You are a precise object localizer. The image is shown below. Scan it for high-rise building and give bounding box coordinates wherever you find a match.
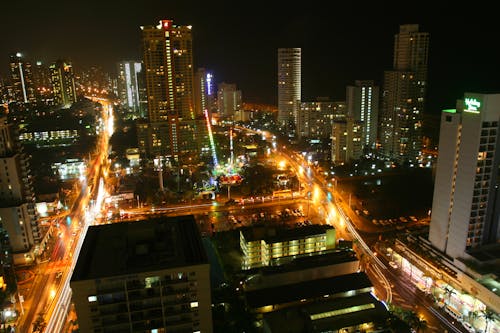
[32,60,52,103]
[141,19,194,121]
[332,117,363,164]
[194,68,215,118]
[380,24,429,163]
[429,93,500,260]
[346,80,379,149]
[0,117,40,265]
[138,19,207,161]
[217,82,242,120]
[278,48,301,131]
[297,98,338,140]
[49,59,77,108]
[70,215,213,333]
[117,60,146,117]
[9,53,36,104]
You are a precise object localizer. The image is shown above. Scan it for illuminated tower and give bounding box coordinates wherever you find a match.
[347,80,379,149]
[9,52,36,104]
[141,19,194,121]
[429,93,500,260]
[0,117,40,265]
[278,48,301,131]
[117,61,145,117]
[139,20,206,161]
[50,59,77,108]
[380,24,429,163]
[194,68,215,118]
[217,82,242,120]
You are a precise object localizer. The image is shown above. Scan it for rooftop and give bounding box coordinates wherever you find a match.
[263,292,391,333]
[71,215,207,281]
[241,224,335,243]
[244,272,372,309]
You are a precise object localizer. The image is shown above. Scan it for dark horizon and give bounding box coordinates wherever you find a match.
[1,1,499,113]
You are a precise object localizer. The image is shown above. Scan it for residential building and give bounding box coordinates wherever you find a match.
[116,61,146,118]
[429,93,500,260]
[217,82,241,120]
[240,224,336,270]
[346,80,379,149]
[331,117,363,164]
[49,59,77,108]
[194,68,216,118]
[9,52,36,104]
[0,117,40,265]
[297,98,338,140]
[380,24,429,163]
[32,60,52,103]
[70,215,213,333]
[139,19,207,162]
[277,48,301,132]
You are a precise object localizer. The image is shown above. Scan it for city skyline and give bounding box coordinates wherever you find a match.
[1,1,499,113]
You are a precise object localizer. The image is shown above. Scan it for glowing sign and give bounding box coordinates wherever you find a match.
[464,97,481,113]
[206,73,213,95]
[161,20,172,30]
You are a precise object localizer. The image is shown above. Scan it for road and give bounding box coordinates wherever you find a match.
[15,98,112,333]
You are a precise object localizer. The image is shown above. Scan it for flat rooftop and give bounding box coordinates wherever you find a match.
[242,224,334,243]
[71,215,207,281]
[245,272,372,309]
[263,292,390,333]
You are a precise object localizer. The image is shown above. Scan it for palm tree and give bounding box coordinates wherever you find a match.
[470,308,497,333]
[443,286,455,305]
[482,309,496,333]
[414,317,428,332]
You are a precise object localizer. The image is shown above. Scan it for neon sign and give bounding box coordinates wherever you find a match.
[464,97,481,113]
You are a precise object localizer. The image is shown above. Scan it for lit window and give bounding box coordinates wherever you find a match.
[190,301,198,308]
[88,295,97,302]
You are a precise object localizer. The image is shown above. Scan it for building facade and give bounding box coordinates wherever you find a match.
[116,61,146,118]
[277,48,301,132]
[9,53,36,104]
[216,82,242,120]
[0,117,40,265]
[380,24,429,163]
[139,19,207,161]
[240,225,336,270]
[49,59,77,108]
[331,117,363,165]
[297,99,336,140]
[429,93,500,260]
[346,80,379,150]
[71,215,213,333]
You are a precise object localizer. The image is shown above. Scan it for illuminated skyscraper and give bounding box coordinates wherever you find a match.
[138,20,207,161]
[141,19,194,121]
[194,68,216,118]
[429,93,500,260]
[49,59,77,107]
[380,24,429,163]
[117,60,146,117]
[217,82,242,120]
[0,117,40,265]
[9,53,35,104]
[278,48,301,131]
[347,80,379,149]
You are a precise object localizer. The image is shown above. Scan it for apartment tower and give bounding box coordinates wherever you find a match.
[380,24,429,163]
[0,117,40,265]
[347,80,379,150]
[429,93,500,260]
[71,215,213,332]
[278,48,301,132]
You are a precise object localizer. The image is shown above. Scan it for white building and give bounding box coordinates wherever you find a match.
[429,93,500,259]
[277,48,301,131]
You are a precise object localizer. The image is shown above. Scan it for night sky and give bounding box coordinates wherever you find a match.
[2,1,499,113]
